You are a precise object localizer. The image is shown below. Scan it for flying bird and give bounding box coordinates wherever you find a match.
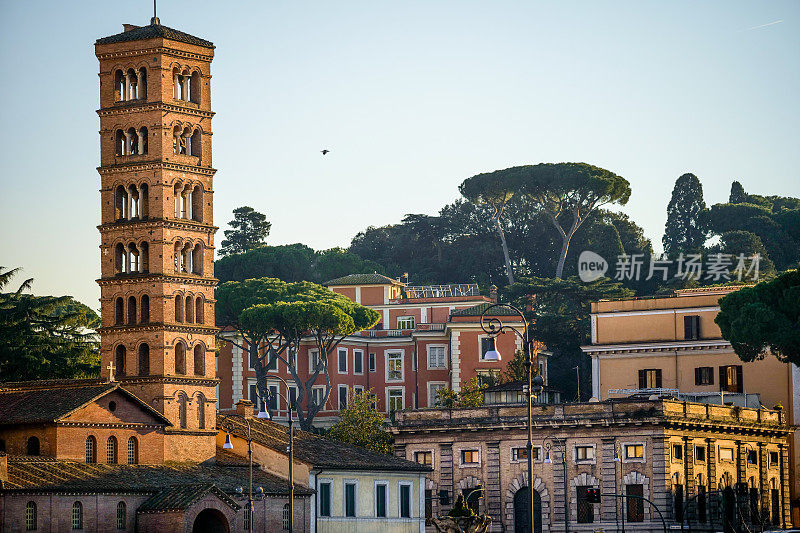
[321,149,330,155]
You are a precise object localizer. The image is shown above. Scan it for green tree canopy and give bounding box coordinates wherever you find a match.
[715,270,800,365]
[219,206,272,257]
[663,173,708,255]
[729,181,747,204]
[0,267,100,382]
[216,277,380,429]
[328,388,392,455]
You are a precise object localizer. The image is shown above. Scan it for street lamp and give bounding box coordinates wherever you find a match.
[480,302,544,533]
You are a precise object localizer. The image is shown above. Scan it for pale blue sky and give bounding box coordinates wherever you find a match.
[1,0,798,309]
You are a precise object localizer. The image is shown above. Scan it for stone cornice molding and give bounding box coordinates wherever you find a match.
[98,101,214,119]
[97,273,219,288]
[56,421,166,430]
[118,375,220,387]
[96,46,214,63]
[97,217,218,234]
[98,161,216,176]
[582,339,732,356]
[97,322,219,335]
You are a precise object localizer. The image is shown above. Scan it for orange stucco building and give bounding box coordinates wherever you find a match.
[583,285,800,524]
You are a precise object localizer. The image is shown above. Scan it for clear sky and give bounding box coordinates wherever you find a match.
[0,0,798,309]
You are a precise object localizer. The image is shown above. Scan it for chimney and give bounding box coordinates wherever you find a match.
[489,285,498,302]
[236,399,254,418]
[122,24,140,32]
[0,453,7,488]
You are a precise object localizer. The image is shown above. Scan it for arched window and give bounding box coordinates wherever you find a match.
[114,69,124,101]
[140,294,150,323]
[125,68,136,100]
[194,344,205,377]
[115,345,126,377]
[282,503,290,530]
[174,295,184,322]
[85,436,97,463]
[197,394,206,429]
[106,436,118,464]
[185,296,194,323]
[190,129,201,158]
[115,129,125,156]
[128,243,140,273]
[71,502,83,530]
[114,185,127,220]
[178,392,188,429]
[175,342,186,375]
[138,343,150,376]
[195,296,204,325]
[115,297,124,325]
[126,127,138,155]
[26,436,40,456]
[138,127,148,155]
[116,501,126,530]
[127,436,138,465]
[115,243,127,274]
[137,67,147,99]
[192,244,203,275]
[191,185,203,222]
[26,501,37,531]
[190,71,201,103]
[127,296,136,325]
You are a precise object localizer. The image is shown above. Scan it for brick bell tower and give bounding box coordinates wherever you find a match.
[95,16,218,462]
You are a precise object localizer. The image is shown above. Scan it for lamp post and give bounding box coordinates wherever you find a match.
[480,302,544,533]
[544,439,569,533]
[223,415,254,533]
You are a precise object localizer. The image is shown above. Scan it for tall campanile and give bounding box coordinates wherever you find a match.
[95,16,217,462]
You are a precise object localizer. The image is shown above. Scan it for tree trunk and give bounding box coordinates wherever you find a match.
[555,234,571,279]
[495,217,515,285]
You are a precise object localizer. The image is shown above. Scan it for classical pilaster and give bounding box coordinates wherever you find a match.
[439,443,454,513]
[600,438,618,522]
[486,441,502,532]
[651,437,671,521]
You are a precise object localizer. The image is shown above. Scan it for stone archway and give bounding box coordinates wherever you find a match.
[621,470,651,521]
[192,508,229,533]
[505,473,549,533]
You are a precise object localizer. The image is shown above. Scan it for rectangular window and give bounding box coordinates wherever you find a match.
[288,385,298,411]
[268,383,279,411]
[625,444,644,460]
[400,483,412,518]
[672,444,683,461]
[388,388,404,413]
[747,449,758,465]
[369,353,376,372]
[638,368,662,389]
[695,445,706,462]
[428,346,446,368]
[345,482,357,517]
[428,383,446,407]
[512,447,531,462]
[266,352,278,371]
[627,484,644,522]
[353,350,363,374]
[461,449,479,465]
[312,386,325,409]
[319,482,331,517]
[338,348,348,373]
[719,447,734,462]
[249,384,265,411]
[338,385,348,410]
[575,445,595,462]
[719,365,743,393]
[480,337,495,359]
[769,451,779,467]
[684,315,701,339]
[375,483,387,518]
[397,316,415,330]
[309,350,320,372]
[576,486,594,523]
[415,451,433,466]
[387,351,403,381]
[695,366,714,385]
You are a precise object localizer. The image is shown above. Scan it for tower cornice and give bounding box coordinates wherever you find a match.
[97,217,218,234]
[97,161,216,176]
[97,101,214,120]
[97,273,218,287]
[98,322,219,336]
[96,46,214,63]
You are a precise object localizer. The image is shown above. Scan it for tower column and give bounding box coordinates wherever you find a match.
[173,73,180,99]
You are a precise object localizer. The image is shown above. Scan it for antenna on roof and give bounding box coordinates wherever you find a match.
[151,0,160,25]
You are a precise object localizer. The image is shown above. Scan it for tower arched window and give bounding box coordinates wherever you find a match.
[137,127,148,155]
[195,296,204,324]
[26,436,40,456]
[114,69,124,101]
[71,502,83,530]
[192,244,203,275]
[140,295,150,323]
[182,243,193,273]
[106,436,118,464]
[191,185,203,221]
[185,296,194,323]
[114,185,128,220]
[137,66,147,99]
[127,296,136,325]
[190,129,201,158]
[126,127,138,155]
[116,501,127,530]
[115,297,124,325]
[174,295,184,323]
[175,342,187,375]
[282,503,290,530]
[190,71,201,104]
[194,344,205,377]
[115,344,126,377]
[197,393,206,429]
[128,243,140,272]
[115,243,127,274]
[125,68,137,100]
[127,436,139,464]
[138,343,150,376]
[85,436,97,463]
[25,501,37,531]
[115,129,125,156]
[177,392,188,429]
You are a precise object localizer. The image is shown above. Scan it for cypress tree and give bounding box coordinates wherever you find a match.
[729,181,747,204]
[662,173,708,255]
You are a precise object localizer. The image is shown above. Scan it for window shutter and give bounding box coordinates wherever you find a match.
[695,368,701,385]
[655,369,663,389]
[719,366,727,392]
[736,366,743,393]
[694,316,701,339]
[638,369,646,389]
[684,316,692,339]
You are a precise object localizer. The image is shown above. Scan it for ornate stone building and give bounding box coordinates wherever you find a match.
[392,398,792,532]
[95,15,219,462]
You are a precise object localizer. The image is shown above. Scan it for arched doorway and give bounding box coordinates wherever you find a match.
[192,508,229,533]
[514,487,542,533]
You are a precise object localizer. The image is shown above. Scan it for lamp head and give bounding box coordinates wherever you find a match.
[222,432,233,450]
[483,349,501,362]
[257,406,270,419]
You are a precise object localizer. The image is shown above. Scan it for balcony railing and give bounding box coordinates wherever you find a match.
[404,284,480,299]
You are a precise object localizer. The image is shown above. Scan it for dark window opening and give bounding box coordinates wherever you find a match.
[576,485,594,523]
[626,484,644,522]
[638,368,662,389]
[684,315,701,339]
[695,366,714,385]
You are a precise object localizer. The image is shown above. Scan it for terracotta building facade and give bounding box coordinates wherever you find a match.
[217,275,545,426]
[392,399,793,533]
